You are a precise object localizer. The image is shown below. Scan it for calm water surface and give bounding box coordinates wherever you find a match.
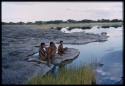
[60,26,123,84]
[34,26,123,84]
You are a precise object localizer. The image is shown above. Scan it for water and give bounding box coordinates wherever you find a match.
[60,26,123,84]
[34,26,123,84]
[61,27,84,33]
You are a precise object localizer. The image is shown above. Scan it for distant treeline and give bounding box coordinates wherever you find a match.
[2,19,123,25]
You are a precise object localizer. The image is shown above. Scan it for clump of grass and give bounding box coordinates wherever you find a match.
[110,25,122,28]
[81,26,91,29]
[27,65,96,85]
[67,26,91,30]
[101,26,110,28]
[55,27,62,30]
[101,25,122,28]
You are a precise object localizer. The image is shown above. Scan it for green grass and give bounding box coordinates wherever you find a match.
[32,22,123,29]
[3,22,122,30]
[27,65,96,85]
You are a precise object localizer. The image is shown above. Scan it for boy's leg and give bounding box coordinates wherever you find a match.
[51,55,55,63]
[47,56,51,67]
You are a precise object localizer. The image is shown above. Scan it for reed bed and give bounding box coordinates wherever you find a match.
[27,64,96,85]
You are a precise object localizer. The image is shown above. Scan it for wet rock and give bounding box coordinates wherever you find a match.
[26,48,80,66]
[53,48,80,65]
[24,48,79,80]
[2,61,54,84]
[2,25,108,84]
[115,79,123,84]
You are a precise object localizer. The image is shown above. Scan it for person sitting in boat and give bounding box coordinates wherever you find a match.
[39,43,47,61]
[58,41,68,56]
[47,42,57,66]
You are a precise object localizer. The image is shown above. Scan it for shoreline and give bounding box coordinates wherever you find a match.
[25,48,80,84]
[2,24,110,84]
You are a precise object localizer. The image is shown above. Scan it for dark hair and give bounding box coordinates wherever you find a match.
[60,41,63,43]
[41,43,45,46]
[50,42,54,45]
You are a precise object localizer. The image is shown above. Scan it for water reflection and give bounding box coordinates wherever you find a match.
[35,26,123,84]
[61,27,84,33]
[61,26,123,84]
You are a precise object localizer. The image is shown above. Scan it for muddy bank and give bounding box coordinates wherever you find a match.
[2,25,108,84]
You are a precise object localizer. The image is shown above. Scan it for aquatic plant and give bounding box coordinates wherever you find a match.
[101,25,122,28]
[67,26,91,30]
[27,65,96,85]
[56,27,62,30]
[101,26,110,28]
[110,25,122,28]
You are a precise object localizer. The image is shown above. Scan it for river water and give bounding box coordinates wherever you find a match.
[34,26,123,84]
[59,26,123,84]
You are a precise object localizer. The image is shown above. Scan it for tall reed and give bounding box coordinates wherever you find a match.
[27,64,96,85]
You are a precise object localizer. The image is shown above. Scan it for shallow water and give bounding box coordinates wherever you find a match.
[61,27,84,33]
[60,26,123,84]
[34,26,123,84]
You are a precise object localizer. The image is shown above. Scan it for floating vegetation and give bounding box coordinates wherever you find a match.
[101,25,122,28]
[56,27,62,30]
[101,26,110,28]
[50,27,62,30]
[67,26,91,30]
[110,25,122,28]
[81,26,91,29]
[50,23,122,31]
